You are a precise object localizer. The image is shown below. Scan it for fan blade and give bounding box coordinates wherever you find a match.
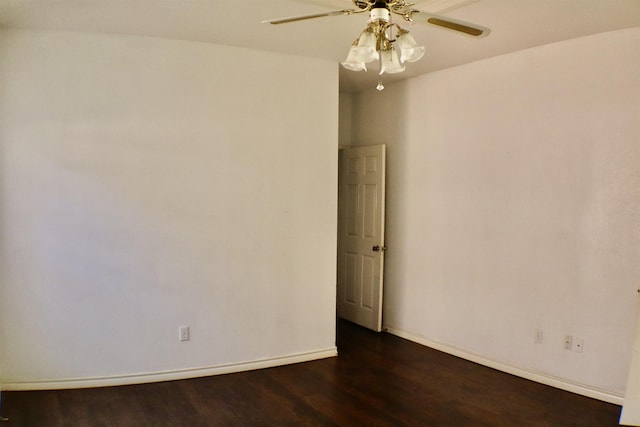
[408,11,490,37]
[291,0,363,9]
[263,9,356,25]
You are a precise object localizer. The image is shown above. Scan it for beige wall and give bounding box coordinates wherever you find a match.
[350,28,640,397]
[0,30,339,387]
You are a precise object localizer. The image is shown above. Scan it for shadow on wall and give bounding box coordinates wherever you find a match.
[0,109,6,376]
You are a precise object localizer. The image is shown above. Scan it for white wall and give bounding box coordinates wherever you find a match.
[0,30,338,387]
[350,28,640,397]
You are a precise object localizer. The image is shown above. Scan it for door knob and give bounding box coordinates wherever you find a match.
[372,245,386,252]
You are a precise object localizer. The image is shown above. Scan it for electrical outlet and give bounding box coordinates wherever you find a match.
[564,335,573,350]
[179,326,190,341]
[534,329,543,344]
[574,338,584,353]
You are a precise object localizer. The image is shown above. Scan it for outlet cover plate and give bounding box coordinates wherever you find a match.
[179,326,190,341]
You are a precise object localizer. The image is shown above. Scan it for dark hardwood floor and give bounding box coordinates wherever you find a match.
[2,320,622,426]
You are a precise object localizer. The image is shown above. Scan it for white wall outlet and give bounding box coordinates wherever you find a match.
[574,338,584,353]
[564,335,573,350]
[534,329,543,344]
[179,326,190,341]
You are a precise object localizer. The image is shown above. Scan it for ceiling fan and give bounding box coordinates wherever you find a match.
[264,0,490,90]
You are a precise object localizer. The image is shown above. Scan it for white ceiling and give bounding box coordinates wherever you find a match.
[1,0,638,92]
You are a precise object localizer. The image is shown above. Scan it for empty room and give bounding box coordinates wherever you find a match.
[1,0,639,425]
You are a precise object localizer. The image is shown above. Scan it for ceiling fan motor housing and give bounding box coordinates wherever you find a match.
[369,7,391,23]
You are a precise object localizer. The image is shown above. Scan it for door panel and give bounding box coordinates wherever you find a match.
[361,255,376,309]
[345,253,358,303]
[346,184,359,236]
[337,145,386,332]
[364,184,377,237]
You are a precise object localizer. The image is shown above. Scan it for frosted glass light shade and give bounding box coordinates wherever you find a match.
[379,48,405,75]
[341,46,368,71]
[341,30,380,72]
[356,31,378,62]
[396,32,425,63]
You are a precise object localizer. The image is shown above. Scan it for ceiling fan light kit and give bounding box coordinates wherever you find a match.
[341,9,417,79]
[264,0,489,90]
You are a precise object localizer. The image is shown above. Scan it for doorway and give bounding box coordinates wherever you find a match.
[336,144,386,332]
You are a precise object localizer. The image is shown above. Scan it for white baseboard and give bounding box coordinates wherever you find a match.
[0,347,337,391]
[384,326,624,406]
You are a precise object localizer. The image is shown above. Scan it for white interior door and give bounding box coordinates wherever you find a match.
[621,296,640,425]
[337,145,386,332]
